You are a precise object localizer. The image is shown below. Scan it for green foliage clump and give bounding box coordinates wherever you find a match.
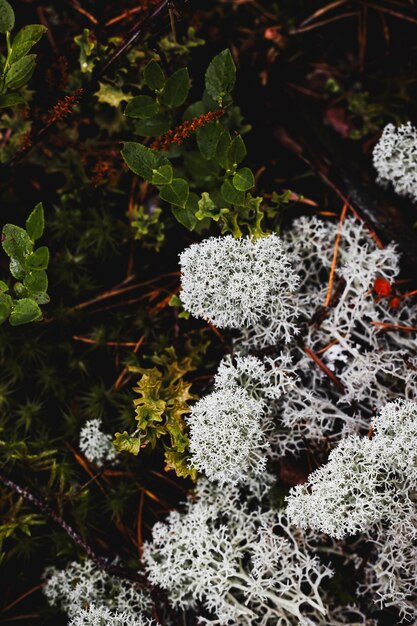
[1,202,49,325]
[131,204,165,251]
[122,49,278,238]
[0,0,46,108]
[114,347,198,480]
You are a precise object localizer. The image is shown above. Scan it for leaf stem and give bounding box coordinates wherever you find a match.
[0,30,11,93]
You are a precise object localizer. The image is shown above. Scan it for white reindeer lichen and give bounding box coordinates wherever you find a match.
[373,122,417,202]
[79,418,118,467]
[143,477,332,626]
[179,234,300,337]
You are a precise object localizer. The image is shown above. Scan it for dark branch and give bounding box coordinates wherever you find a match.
[0,471,142,583]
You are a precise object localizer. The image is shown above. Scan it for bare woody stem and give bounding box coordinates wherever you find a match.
[0,470,142,583]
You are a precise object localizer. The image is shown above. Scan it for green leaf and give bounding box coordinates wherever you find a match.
[159,178,189,208]
[31,291,49,305]
[184,151,219,181]
[221,179,245,205]
[171,192,198,231]
[25,202,44,241]
[26,246,49,270]
[134,113,171,136]
[169,294,182,307]
[0,0,14,34]
[151,163,173,185]
[162,68,190,108]
[8,258,25,280]
[10,25,47,63]
[9,298,42,326]
[13,281,27,298]
[143,60,165,91]
[196,192,217,219]
[183,100,204,121]
[0,280,8,292]
[2,224,33,261]
[233,167,254,191]
[164,449,197,481]
[228,134,246,166]
[95,82,131,107]
[5,54,37,90]
[0,292,12,324]
[171,206,196,230]
[215,130,231,169]
[0,93,25,108]
[196,191,228,222]
[74,28,96,73]
[113,431,141,455]
[23,269,48,295]
[121,142,169,181]
[205,49,236,104]
[197,123,224,160]
[124,95,159,119]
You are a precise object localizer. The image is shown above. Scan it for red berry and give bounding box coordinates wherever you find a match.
[389,297,401,310]
[374,277,391,297]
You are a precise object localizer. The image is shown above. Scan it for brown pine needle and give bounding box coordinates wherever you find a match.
[317,172,385,249]
[72,336,138,347]
[1,613,41,622]
[113,336,144,391]
[299,0,348,27]
[371,321,417,332]
[1,584,45,614]
[70,0,98,25]
[106,7,143,26]
[291,12,357,34]
[72,272,180,312]
[316,337,340,354]
[149,470,188,493]
[324,203,348,307]
[347,204,384,249]
[207,322,224,342]
[144,488,170,509]
[362,2,417,25]
[303,345,346,392]
[401,288,417,299]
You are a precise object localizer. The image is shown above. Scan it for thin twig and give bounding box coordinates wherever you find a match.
[113,336,145,390]
[0,471,141,582]
[106,7,143,27]
[401,288,417,298]
[70,0,99,25]
[0,613,41,623]
[290,12,357,34]
[72,335,138,347]
[299,0,348,27]
[316,337,341,354]
[98,0,172,78]
[71,273,179,312]
[362,1,417,24]
[36,8,58,55]
[371,321,417,332]
[317,171,385,249]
